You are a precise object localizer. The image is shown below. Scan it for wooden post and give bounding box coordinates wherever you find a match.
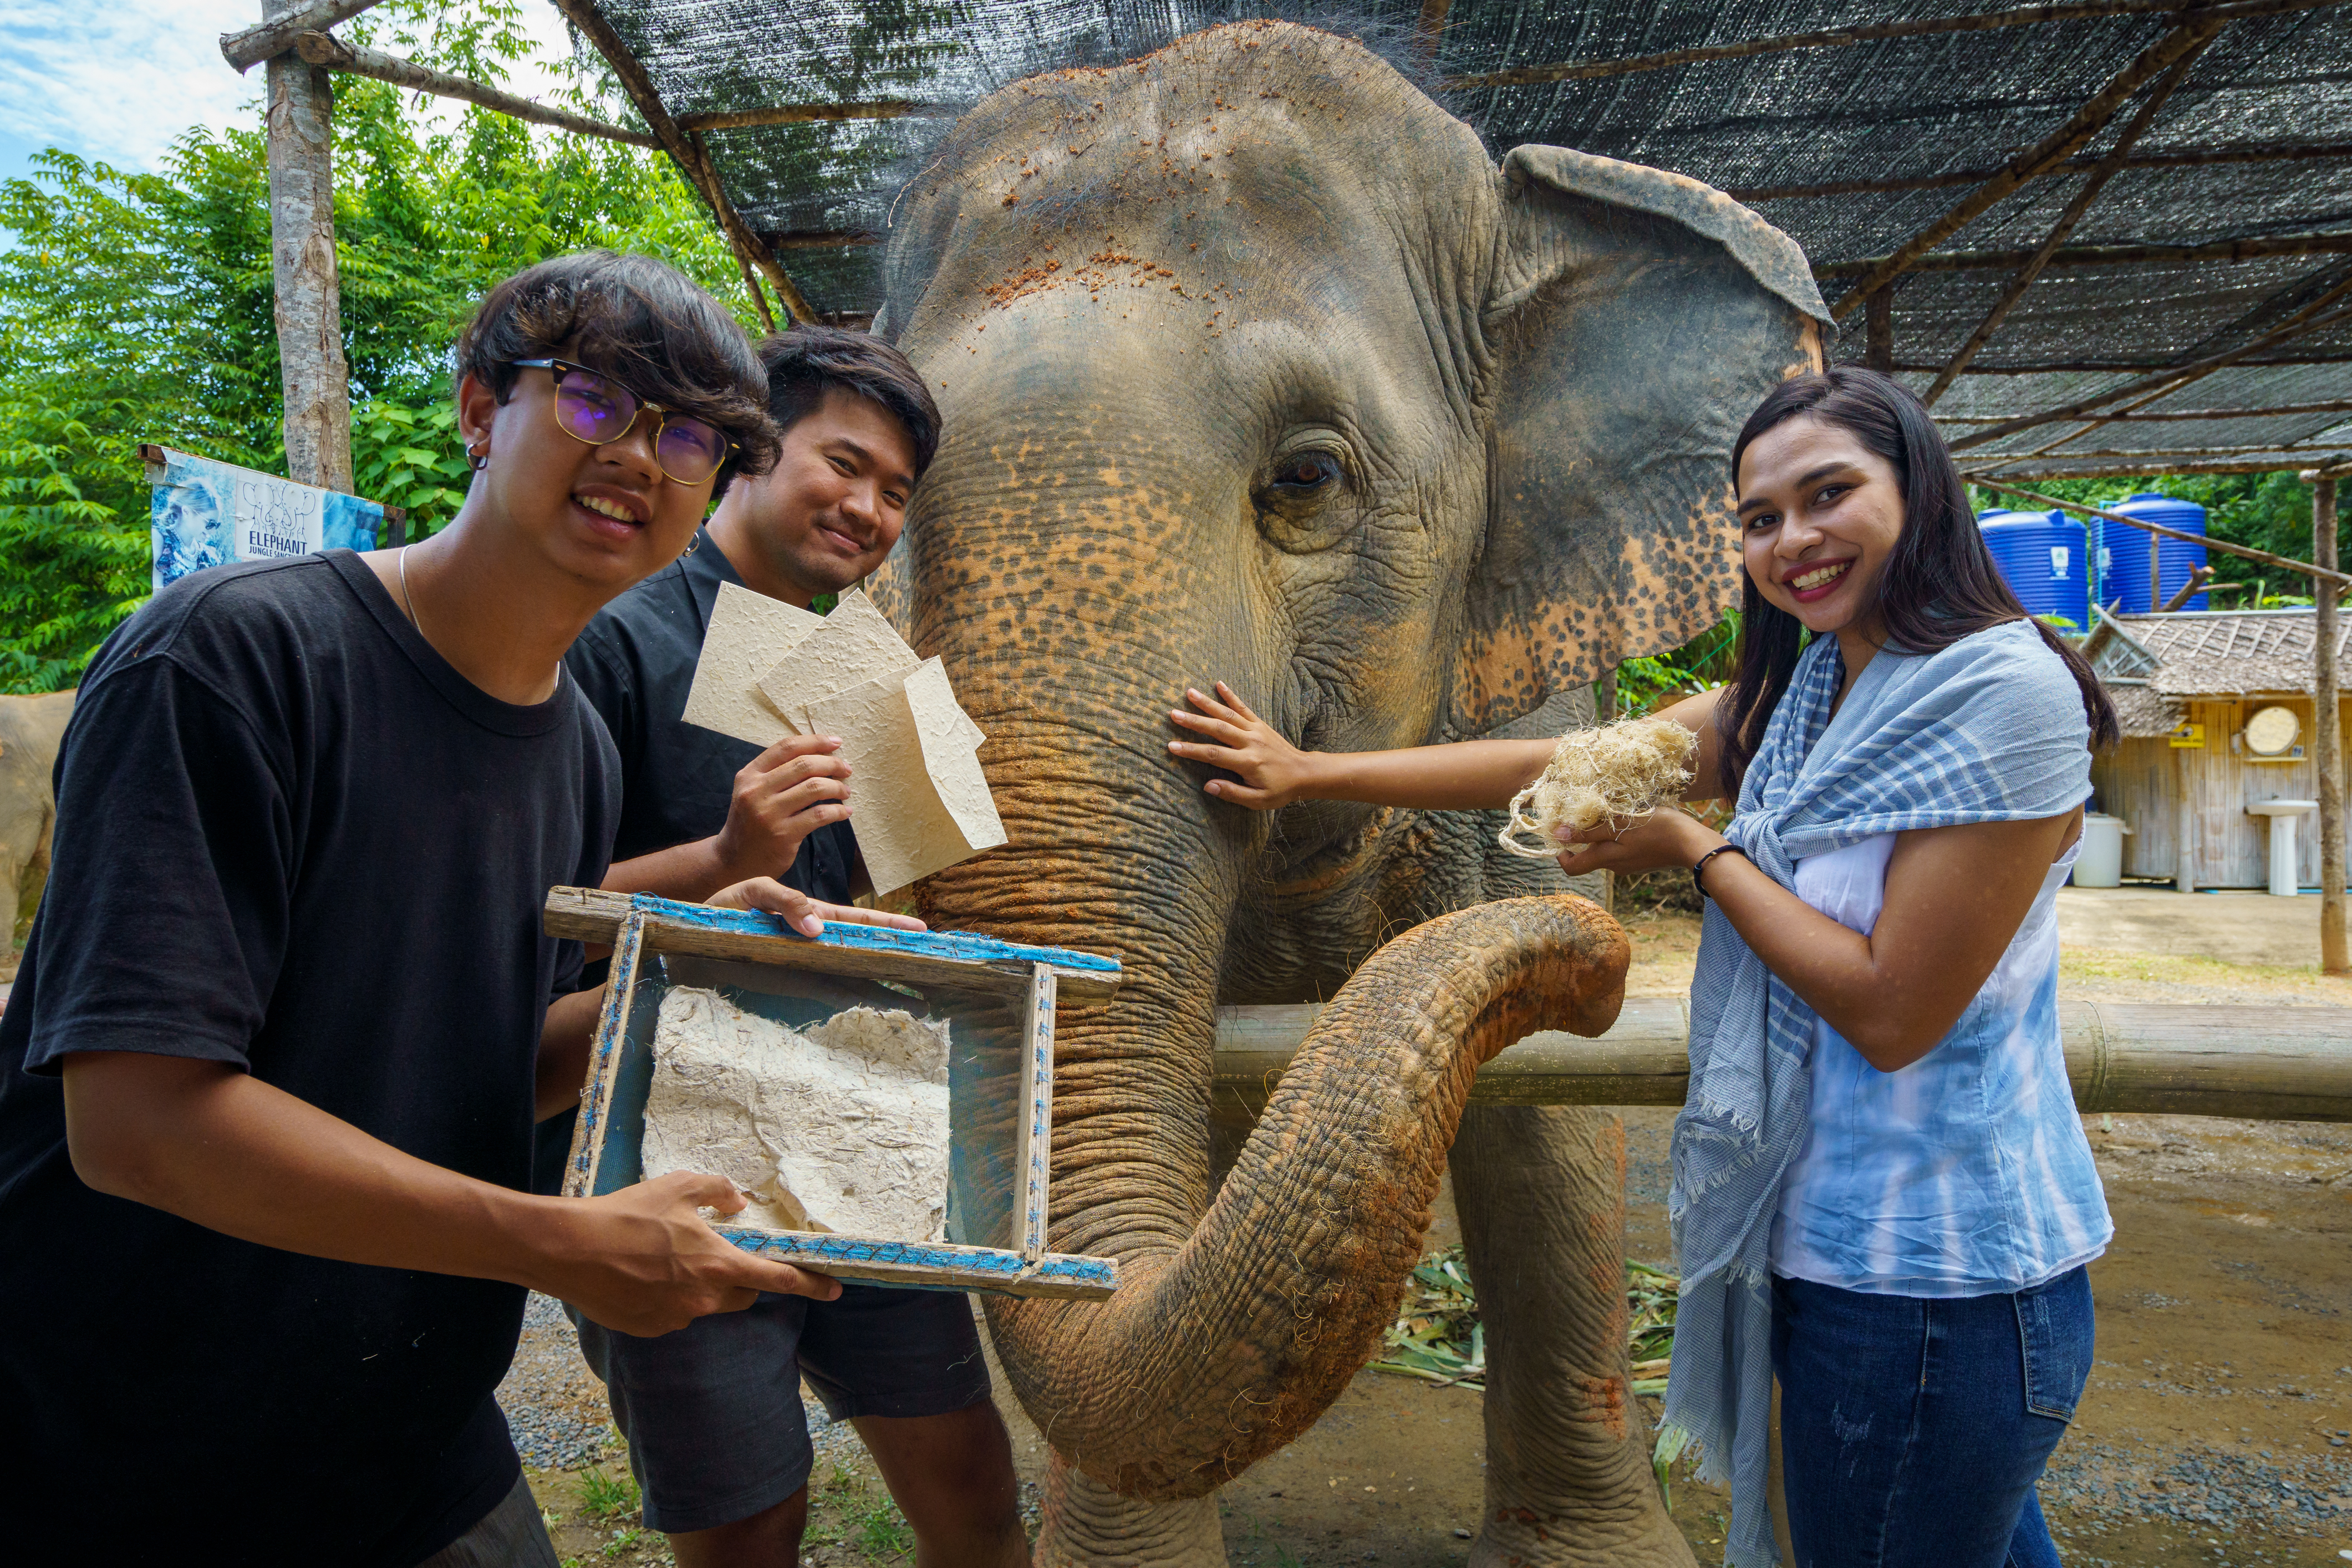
[1865,286,1893,371]
[263,0,353,492]
[2175,736,2197,894]
[2315,477,2347,973]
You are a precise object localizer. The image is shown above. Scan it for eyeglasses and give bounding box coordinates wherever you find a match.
[510,358,736,486]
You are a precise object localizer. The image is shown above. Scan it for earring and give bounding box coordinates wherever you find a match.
[467,445,489,471]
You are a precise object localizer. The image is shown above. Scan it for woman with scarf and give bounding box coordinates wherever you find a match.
[1163,366,2117,1567]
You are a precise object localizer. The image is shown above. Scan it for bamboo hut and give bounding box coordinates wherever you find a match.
[2091,609,2352,889]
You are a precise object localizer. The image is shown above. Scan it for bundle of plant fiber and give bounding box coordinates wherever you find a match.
[1495,717,1698,860]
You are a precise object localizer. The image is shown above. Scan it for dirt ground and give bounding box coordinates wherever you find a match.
[518,889,2352,1566]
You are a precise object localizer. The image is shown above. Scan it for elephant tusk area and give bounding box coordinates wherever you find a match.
[1211,997,2352,1124]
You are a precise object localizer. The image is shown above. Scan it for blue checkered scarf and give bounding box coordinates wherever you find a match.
[1659,619,2093,1567]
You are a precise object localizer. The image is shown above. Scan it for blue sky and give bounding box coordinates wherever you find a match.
[0,2,573,192]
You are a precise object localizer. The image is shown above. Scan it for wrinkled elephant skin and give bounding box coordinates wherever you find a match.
[873,22,1826,1566]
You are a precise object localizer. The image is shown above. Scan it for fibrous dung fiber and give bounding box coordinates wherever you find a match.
[1496,717,1698,859]
[641,987,951,1241]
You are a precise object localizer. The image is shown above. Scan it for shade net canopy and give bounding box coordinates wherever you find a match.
[564,0,2352,476]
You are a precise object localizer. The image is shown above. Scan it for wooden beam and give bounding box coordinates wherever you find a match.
[1922,44,2206,406]
[1865,286,1893,371]
[294,32,658,146]
[1964,477,2352,585]
[1942,400,2352,421]
[1947,282,2352,452]
[1827,8,2247,319]
[674,101,929,133]
[1976,455,2352,476]
[263,1,353,493]
[2314,476,2348,973]
[547,0,820,325]
[1970,443,2352,458]
[1729,139,2352,202]
[1818,230,2352,278]
[543,886,1124,1001]
[221,0,381,72]
[1210,999,2352,1122]
[1443,0,2237,91]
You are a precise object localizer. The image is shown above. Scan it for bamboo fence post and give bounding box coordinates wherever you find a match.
[2316,477,2348,974]
[262,0,353,493]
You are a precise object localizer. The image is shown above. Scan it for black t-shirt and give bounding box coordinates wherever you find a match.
[562,526,856,896]
[0,552,618,1566]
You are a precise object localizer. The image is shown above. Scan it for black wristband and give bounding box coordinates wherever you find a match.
[1692,843,1747,899]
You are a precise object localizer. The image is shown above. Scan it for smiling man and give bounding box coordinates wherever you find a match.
[554,326,1027,1568]
[0,253,909,1568]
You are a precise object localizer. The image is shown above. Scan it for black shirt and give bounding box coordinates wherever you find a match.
[562,526,856,900]
[0,552,618,1566]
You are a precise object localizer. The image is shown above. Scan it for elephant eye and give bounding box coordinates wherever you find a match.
[1269,452,1340,493]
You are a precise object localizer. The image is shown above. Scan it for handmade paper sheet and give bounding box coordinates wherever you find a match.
[680,581,825,747]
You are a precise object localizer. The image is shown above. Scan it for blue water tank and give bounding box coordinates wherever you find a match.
[2094,493,2208,613]
[1981,508,2091,631]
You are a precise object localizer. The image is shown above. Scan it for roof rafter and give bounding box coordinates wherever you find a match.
[547,0,816,327]
[1949,277,2352,449]
[1444,0,2231,90]
[1922,41,2208,404]
[1816,230,2352,277]
[221,0,383,72]
[1941,400,2352,420]
[294,31,657,146]
[1728,138,2352,202]
[1826,4,2258,318]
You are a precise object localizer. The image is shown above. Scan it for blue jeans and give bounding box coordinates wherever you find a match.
[1771,1266,2094,1568]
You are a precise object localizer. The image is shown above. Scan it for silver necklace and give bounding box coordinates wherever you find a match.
[399,543,561,694]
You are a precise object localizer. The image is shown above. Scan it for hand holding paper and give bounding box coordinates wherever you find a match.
[683,586,1006,894]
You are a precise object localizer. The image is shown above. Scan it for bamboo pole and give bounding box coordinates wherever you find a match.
[2314,477,2348,973]
[1948,284,2352,452]
[1825,9,2248,319]
[1815,229,2352,278]
[1922,45,2206,406]
[263,0,353,493]
[1942,401,2352,422]
[1972,454,2352,477]
[1443,0,2258,91]
[547,0,819,326]
[1211,1000,2352,1123]
[294,32,657,146]
[221,0,382,72]
[1865,286,1893,371]
[1964,478,2352,586]
[1729,139,2352,203]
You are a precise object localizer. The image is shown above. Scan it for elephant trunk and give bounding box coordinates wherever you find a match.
[980,894,1627,1499]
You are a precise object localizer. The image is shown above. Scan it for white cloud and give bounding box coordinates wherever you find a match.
[0,1,579,176]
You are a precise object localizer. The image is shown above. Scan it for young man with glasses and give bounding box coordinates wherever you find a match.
[554,326,1029,1568]
[0,253,919,1567]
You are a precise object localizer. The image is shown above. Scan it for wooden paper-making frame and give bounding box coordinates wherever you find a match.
[545,887,1119,1301]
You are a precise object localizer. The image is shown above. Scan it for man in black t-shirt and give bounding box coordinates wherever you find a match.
[558,329,1028,1568]
[0,254,916,1567]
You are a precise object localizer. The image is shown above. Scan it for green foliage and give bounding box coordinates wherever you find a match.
[1970,474,2327,609]
[0,0,755,690]
[1615,610,1743,717]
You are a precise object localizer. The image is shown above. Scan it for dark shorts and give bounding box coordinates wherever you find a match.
[572,1285,991,1535]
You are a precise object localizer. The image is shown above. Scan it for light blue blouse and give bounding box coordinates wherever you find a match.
[1768,832,2112,1297]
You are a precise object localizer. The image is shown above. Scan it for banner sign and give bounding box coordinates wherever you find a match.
[147,447,387,590]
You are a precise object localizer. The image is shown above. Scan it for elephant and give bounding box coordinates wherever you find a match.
[869,21,1826,1565]
[0,690,73,955]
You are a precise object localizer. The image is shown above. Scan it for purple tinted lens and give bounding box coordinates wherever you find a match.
[554,371,636,442]
[659,419,729,481]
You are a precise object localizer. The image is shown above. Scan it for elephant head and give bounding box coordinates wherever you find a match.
[870,19,1825,1557]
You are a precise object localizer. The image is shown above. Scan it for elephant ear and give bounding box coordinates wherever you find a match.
[1457,146,1829,735]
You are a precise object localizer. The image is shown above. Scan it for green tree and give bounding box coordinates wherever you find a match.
[0,1,753,693]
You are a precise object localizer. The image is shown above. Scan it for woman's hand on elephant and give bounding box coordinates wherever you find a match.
[1167,683,1318,809]
[707,877,928,940]
[1555,805,1725,878]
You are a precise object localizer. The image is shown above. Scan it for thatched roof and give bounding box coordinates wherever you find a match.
[2093,609,2350,734]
